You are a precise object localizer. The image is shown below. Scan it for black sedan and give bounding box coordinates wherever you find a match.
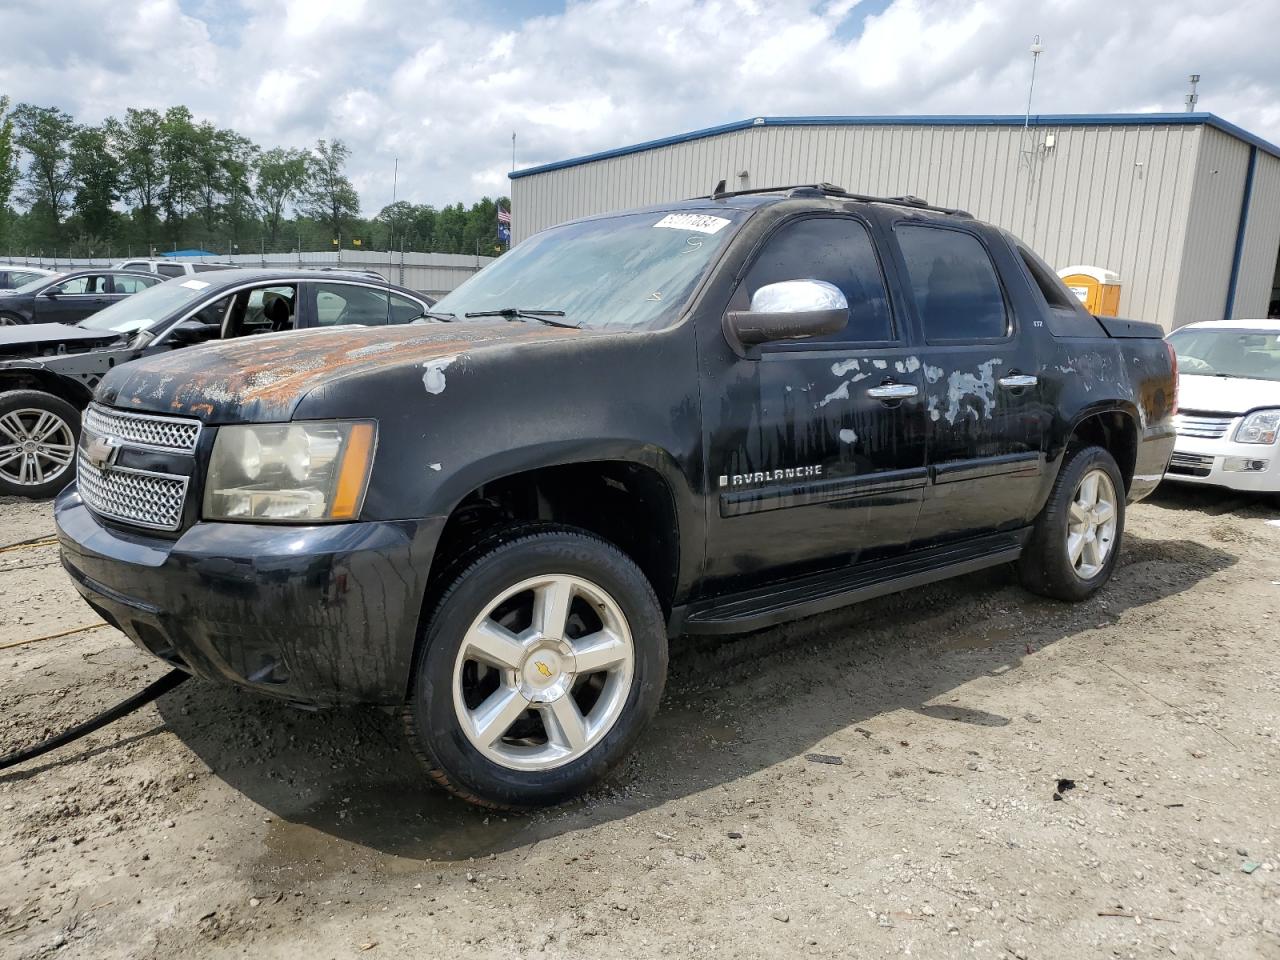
[0,269,435,497]
[0,270,163,326]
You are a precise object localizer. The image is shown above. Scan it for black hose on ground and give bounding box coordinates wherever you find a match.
[0,668,190,771]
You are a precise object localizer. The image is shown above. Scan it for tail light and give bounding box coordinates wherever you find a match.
[1165,340,1179,416]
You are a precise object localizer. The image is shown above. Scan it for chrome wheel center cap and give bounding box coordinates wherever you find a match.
[518,639,576,703]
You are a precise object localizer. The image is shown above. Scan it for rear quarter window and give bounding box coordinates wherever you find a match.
[1016,245,1108,337]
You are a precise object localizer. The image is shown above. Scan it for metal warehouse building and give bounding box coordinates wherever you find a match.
[509,114,1280,330]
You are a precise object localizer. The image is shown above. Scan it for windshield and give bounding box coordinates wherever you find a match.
[431,209,746,331]
[77,278,213,333]
[1168,327,1280,382]
[13,274,62,294]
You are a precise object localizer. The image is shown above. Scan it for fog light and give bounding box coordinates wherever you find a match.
[1223,457,1269,472]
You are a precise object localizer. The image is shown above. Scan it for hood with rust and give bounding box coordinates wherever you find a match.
[96,321,583,422]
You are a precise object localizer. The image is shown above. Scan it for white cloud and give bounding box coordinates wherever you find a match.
[0,0,1276,216]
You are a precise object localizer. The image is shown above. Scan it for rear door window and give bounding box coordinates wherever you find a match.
[111,274,160,294]
[314,282,392,326]
[895,225,1009,342]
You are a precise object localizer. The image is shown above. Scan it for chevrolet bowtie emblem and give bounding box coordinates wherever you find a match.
[534,661,553,679]
[85,435,122,470]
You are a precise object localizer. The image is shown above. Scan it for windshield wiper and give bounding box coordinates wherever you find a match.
[417,311,456,322]
[464,308,579,329]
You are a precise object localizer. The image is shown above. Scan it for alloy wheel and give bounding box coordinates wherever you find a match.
[1066,467,1117,580]
[452,574,635,771]
[0,408,75,488]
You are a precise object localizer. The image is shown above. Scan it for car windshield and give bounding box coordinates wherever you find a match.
[76,278,213,334]
[430,209,747,331]
[1168,327,1280,382]
[12,274,62,294]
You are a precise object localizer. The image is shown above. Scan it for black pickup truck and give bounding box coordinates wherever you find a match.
[55,185,1176,809]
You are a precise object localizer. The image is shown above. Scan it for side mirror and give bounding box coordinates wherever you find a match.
[43,288,60,299]
[166,319,219,346]
[724,280,849,354]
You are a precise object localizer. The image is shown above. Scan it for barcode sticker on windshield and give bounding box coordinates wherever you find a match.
[653,213,731,234]
[180,279,211,290]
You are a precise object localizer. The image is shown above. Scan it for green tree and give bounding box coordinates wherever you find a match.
[158,106,199,245]
[12,103,76,233]
[375,200,416,248]
[254,146,308,247]
[410,204,438,249]
[0,98,19,243]
[69,124,120,240]
[108,108,164,246]
[434,202,468,253]
[300,138,359,241]
[222,132,258,250]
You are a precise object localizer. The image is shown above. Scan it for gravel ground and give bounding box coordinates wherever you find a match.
[1,486,1278,959]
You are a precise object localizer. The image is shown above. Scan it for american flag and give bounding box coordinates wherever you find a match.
[497,205,512,224]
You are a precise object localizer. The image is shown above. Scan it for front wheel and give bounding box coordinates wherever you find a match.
[404,527,668,810]
[1018,445,1125,601]
[0,390,80,499]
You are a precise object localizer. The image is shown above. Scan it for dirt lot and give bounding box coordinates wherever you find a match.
[1,487,1278,960]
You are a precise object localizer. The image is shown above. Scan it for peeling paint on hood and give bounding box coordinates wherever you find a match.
[95,321,584,422]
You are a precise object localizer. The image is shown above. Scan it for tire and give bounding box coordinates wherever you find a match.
[0,390,80,499]
[404,525,668,810]
[0,313,26,326]
[1018,445,1125,602]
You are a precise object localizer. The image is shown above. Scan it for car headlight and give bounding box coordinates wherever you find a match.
[204,420,376,522]
[1234,409,1280,445]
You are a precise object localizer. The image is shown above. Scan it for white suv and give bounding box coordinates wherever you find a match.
[1165,319,1280,493]
[114,259,236,279]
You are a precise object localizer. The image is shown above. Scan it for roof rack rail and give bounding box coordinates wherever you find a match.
[692,182,972,217]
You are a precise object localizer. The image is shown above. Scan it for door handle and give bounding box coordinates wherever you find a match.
[997,374,1038,389]
[866,383,919,400]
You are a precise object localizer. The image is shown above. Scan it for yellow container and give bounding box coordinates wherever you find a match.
[1057,265,1122,316]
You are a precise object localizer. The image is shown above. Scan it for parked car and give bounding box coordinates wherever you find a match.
[115,258,236,278]
[0,266,59,291]
[0,270,162,327]
[55,185,1176,809]
[0,269,433,497]
[1164,319,1280,492]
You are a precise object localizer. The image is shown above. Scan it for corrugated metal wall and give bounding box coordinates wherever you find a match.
[1172,127,1252,326]
[512,120,1277,329]
[1231,150,1280,320]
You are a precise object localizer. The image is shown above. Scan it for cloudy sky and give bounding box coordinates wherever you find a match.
[1,0,1277,214]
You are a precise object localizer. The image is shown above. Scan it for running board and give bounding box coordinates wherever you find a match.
[673,530,1029,636]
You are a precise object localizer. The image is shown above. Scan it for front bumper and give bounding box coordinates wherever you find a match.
[1164,435,1280,493]
[55,486,446,706]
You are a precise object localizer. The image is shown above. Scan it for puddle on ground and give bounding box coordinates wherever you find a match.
[936,624,1017,653]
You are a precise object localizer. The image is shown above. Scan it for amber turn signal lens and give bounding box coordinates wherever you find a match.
[330,422,376,519]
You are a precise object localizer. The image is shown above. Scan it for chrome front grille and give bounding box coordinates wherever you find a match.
[83,403,201,451]
[1173,412,1235,439]
[77,405,201,531]
[76,453,189,530]
[1168,452,1215,477]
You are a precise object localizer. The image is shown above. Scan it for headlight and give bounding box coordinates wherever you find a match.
[204,420,376,522]
[1234,409,1280,445]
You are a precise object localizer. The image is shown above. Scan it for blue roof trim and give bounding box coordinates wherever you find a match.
[509,112,1280,179]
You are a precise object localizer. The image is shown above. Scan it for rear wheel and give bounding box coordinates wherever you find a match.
[1018,445,1125,601]
[0,390,79,499]
[404,526,667,810]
